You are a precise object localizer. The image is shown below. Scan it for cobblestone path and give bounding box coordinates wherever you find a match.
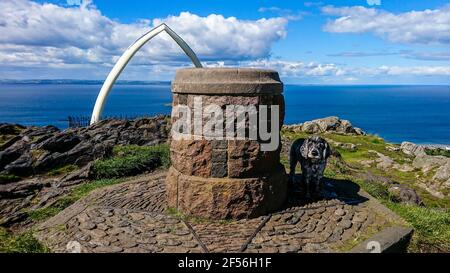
[36,171,407,253]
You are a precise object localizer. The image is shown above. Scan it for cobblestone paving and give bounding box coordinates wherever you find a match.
[191,218,265,253]
[245,200,380,253]
[36,172,402,253]
[95,176,166,213]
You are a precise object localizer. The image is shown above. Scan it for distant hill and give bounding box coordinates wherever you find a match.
[0,79,171,85]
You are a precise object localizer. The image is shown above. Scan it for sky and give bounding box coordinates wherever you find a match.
[0,0,450,84]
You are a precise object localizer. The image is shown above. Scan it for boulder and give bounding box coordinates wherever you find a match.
[37,131,81,153]
[361,172,423,205]
[388,184,423,206]
[401,142,426,157]
[0,178,51,199]
[4,152,34,176]
[284,116,365,135]
[432,162,450,189]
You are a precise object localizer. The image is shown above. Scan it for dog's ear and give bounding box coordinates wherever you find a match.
[300,139,309,159]
[323,141,332,159]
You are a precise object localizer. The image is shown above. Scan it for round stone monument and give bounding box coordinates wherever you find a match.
[166,68,288,219]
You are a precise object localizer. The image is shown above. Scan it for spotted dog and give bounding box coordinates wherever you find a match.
[289,136,332,198]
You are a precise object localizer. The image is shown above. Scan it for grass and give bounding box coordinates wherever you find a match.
[0,228,49,253]
[29,179,123,221]
[91,144,170,179]
[354,176,450,252]
[360,179,391,200]
[386,203,450,253]
[47,165,79,177]
[425,148,450,158]
[0,174,21,184]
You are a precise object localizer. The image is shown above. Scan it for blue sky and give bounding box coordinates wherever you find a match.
[1,0,450,84]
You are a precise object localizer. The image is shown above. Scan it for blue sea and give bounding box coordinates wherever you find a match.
[0,83,449,145]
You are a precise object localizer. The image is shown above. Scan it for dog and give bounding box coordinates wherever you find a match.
[289,136,332,198]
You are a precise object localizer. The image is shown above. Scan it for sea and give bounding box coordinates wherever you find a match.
[0,82,449,145]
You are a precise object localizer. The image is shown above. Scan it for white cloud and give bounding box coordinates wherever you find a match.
[378,66,450,76]
[238,59,346,77]
[322,5,450,45]
[0,0,287,71]
[328,50,450,61]
[1,0,450,83]
[258,6,305,21]
[209,59,450,81]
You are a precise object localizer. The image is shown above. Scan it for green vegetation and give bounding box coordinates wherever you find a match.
[0,174,21,184]
[47,165,79,177]
[0,228,49,253]
[425,148,450,158]
[91,144,170,179]
[29,179,122,221]
[386,203,450,253]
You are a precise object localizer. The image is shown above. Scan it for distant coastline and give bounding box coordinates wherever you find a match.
[0,79,171,85]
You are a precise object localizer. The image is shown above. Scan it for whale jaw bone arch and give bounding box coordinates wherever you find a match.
[90,23,202,125]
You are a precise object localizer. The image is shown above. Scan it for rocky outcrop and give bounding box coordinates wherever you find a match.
[0,116,170,177]
[401,143,450,192]
[284,116,365,135]
[401,142,426,157]
[413,155,450,193]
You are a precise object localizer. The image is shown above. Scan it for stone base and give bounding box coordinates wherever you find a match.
[166,166,287,219]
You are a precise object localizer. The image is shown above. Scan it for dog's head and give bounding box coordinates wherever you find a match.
[300,136,331,162]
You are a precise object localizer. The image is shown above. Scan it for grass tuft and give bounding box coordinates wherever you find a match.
[0,174,21,184]
[425,148,450,158]
[91,144,170,179]
[0,228,49,253]
[47,165,79,177]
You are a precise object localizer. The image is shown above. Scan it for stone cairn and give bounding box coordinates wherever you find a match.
[166,68,288,219]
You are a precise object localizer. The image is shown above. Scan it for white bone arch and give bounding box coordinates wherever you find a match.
[90,23,202,125]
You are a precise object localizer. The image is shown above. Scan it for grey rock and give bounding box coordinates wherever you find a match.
[401,142,426,157]
[284,116,366,136]
[0,116,170,176]
[388,184,423,206]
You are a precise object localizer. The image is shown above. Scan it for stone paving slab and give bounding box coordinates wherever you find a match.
[36,171,411,253]
[190,217,266,253]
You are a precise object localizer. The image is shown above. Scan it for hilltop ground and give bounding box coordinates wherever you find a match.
[0,116,449,253]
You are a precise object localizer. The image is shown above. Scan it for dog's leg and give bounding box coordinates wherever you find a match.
[313,163,326,198]
[314,178,321,199]
[304,172,311,199]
